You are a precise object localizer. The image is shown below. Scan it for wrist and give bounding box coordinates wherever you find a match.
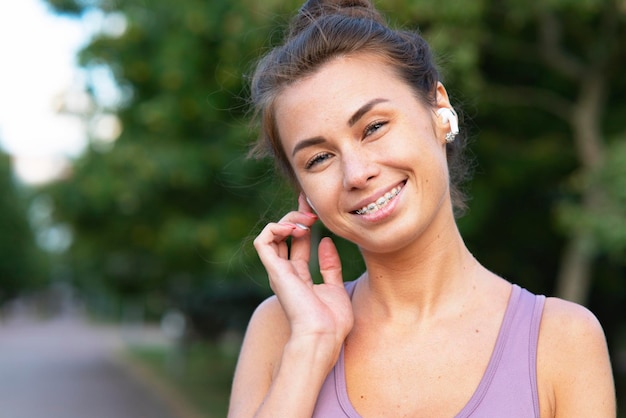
[253,336,342,418]
[283,334,342,375]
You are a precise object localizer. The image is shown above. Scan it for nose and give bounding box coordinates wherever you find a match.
[341,149,379,190]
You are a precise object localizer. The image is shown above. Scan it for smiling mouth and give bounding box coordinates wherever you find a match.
[353,183,405,215]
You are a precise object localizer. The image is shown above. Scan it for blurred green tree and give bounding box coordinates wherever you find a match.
[480,0,625,307]
[0,152,46,302]
[38,0,306,331]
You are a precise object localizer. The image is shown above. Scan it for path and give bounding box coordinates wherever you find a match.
[0,313,198,418]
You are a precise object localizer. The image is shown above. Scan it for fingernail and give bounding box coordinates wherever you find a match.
[303,212,318,219]
[295,223,310,231]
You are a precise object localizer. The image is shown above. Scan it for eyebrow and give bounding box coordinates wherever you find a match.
[291,98,389,157]
[348,98,389,127]
[291,136,326,157]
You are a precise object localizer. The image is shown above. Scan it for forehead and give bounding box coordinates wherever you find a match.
[274,54,411,141]
[276,54,401,114]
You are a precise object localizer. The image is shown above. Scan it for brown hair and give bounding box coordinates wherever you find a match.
[249,0,471,215]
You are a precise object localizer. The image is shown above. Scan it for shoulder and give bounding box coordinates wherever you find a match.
[537,297,615,417]
[539,297,608,358]
[243,295,291,364]
[228,296,291,416]
[540,297,606,344]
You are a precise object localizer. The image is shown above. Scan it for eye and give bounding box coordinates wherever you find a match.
[305,152,332,169]
[364,120,388,137]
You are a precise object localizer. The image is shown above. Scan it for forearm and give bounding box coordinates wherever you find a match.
[253,337,339,418]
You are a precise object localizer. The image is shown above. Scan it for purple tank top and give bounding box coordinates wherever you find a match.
[313,282,546,417]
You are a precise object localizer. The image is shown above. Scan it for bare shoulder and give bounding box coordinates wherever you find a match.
[537,297,615,417]
[249,294,291,333]
[228,295,290,417]
[239,295,291,373]
[538,297,611,380]
[540,297,606,345]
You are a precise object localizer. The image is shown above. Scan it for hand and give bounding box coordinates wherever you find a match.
[253,194,354,352]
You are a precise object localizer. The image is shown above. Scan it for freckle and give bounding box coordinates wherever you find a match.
[475,329,480,333]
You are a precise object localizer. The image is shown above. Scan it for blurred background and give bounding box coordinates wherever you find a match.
[0,0,624,416]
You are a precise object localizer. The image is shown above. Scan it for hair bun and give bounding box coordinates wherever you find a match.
[289,0,384,38]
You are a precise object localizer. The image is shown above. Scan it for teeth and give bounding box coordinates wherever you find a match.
[355,184,403,215]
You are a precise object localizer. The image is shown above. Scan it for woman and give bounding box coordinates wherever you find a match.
[228,1,615,417]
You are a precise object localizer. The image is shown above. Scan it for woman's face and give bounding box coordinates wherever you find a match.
[274,53,454,254]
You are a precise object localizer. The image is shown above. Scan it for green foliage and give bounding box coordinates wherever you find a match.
[43,0,84,15]
[383,0,486,95]
[129,341,238,417]
[0,153,46,301]
[558,138,626,258]
[38,0,301,327]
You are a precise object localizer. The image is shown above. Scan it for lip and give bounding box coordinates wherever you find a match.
[349,180,407,214]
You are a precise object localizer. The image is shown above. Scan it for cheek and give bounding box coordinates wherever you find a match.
[299,179,348,236]
[393,128,447,171]
[298,176,333,211]
[307,188,334,209]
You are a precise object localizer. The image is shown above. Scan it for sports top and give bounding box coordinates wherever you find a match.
[312,281,546,417]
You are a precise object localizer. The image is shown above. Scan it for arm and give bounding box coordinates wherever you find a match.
[228,196,354,418]
[538,298,616,418]
[228,296,347,418]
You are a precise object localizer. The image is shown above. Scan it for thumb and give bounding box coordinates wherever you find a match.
[318,237,343,287]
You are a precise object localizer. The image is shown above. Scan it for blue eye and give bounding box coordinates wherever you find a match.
[364,121,388,137]
[305,152,332,169]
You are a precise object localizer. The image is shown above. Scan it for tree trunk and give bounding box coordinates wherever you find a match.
[555,234,594,303]
[554,73,606,305]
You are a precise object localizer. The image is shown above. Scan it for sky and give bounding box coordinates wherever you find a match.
[0,0,91,184]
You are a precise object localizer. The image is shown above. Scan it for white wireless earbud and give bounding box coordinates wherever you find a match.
[305,196,317,212]
[437,108,459,143]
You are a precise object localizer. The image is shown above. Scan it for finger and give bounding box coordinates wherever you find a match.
[288,224,314,283]
[253,222,296,267]
[318,237,343,287]
[289,196,318,262]
[253,222,297,247]
[289,228,311,267]
[275,196,317,232]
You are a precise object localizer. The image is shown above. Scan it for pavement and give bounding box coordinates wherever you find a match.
[0,312,202,418]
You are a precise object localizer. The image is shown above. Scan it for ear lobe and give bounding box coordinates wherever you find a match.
[436,108,459,143]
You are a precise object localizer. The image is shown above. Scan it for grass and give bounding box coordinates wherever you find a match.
[128,340,240,418]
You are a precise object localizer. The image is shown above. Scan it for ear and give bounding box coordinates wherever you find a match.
[435,82,453,110]
[437,108,459,143]
[433,82,457,143]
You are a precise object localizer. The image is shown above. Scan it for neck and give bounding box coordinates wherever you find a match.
[357,220,484,323]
